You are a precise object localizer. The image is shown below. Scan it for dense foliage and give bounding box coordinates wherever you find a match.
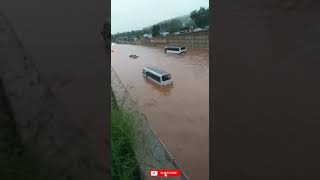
[190,7,209,28]
[152,25,160,37]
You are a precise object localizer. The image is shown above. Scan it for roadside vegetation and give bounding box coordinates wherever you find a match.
[112,93,140,180]
[111,6,209,41]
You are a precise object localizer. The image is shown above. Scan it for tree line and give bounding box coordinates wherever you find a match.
[112,7,209,41]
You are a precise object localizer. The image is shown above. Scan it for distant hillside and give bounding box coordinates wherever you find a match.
[144,15,191,30]
[159,15,191,25]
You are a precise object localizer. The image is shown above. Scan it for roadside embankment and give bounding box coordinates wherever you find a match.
[111,91,140,180]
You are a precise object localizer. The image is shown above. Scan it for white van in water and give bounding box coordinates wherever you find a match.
[142,66,173,86]
[164,46,187,54]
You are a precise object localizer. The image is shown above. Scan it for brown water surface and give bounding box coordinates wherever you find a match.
[111,44,209,180]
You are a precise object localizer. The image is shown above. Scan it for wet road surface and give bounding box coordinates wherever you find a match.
[111,44,209,180]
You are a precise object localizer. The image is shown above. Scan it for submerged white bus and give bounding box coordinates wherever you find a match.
[142,66,173,86]
[164,46,186,54]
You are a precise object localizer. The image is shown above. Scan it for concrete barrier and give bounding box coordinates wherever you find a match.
[133,31,209,49]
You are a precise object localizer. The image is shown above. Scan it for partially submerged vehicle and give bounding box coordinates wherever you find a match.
[129,55,139,59]
[164,46,186,54]
[193,28,202,32]
[142,66,173,86]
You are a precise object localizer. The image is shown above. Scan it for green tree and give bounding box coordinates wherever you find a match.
[190,7,209,28]
[152,25,160,37]
[159,22,169,32]
[142,27,151,34]
[167,19,183,33]
[185,19,195,28]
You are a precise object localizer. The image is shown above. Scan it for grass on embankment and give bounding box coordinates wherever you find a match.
[112,95,140,180]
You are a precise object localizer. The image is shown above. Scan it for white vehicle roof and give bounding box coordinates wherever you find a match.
[165,46,186,48]
[144,66,170,76]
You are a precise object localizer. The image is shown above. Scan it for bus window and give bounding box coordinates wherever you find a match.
[162,74,171,81]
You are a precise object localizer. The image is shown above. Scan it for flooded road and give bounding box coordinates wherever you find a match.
[111,44,209,179]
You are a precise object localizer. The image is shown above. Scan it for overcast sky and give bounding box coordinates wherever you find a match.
[111,0,209,34]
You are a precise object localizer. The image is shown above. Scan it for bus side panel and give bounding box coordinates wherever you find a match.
[167,50,180,54]
[148,77,161,85]
[145,71,161,85]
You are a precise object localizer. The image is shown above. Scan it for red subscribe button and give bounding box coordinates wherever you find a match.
[149,169,181,177]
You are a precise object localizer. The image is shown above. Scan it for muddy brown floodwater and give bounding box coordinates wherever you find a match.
[111,44,209,180]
